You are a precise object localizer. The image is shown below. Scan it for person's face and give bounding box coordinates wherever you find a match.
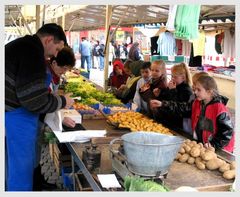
[171,73,185,85]
[51,60,71,77]
[141,68,151,80]
[115,66,123,75]
[44,36,64,58]
[124,67,132,76]
[151,64,163,79]
[194,82,212,101]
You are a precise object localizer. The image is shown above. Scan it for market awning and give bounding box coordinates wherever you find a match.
[5,5,235,31]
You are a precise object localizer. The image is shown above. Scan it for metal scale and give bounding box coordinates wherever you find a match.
[110,144,168,186]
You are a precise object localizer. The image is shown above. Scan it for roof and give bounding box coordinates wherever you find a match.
[5,5,235,31]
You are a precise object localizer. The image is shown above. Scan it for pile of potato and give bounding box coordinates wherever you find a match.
[175,139,235,180]
[107,111,172,135]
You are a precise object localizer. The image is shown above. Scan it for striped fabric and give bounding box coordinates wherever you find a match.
[5,34,66,113]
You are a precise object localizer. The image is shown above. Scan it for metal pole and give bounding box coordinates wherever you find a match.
[42,5,46,26]
[103,5,113,92]
[36,5,41,31]
[16,5,32,35]
[9,14,22,36]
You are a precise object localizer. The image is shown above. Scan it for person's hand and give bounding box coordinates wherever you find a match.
[153,88,161,97]
[140,83,150,92]
[63,117,76,128]
[168,80,176,89]
[118,84,126,91]
[204,142,212,149]
[64,93,74,109]
[149,99,162,109]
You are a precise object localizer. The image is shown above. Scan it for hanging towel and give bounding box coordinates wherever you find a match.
[174,5,201,40]
[166,5,178,31]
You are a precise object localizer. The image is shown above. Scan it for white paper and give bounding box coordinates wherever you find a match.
[97,174,121,188]
[44,111,62,132]
[53,130,106,143]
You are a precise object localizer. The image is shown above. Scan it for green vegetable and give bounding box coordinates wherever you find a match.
[124,176,170,192]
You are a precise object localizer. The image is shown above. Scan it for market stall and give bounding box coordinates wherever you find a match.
[45,72,235,192]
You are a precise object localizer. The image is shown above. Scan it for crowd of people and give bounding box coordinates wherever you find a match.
[79,37,142,72]
[108,58,235,154]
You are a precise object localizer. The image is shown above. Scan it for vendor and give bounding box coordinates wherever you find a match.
[5,23,74,191]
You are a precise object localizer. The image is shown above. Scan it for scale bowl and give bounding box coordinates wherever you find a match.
[121,131,184,176]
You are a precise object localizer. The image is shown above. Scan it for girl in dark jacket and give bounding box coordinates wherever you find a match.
[153,63,193,129]
[150,75,235,153]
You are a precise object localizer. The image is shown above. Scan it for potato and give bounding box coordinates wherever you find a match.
[206,158,221,170]
[179,147,185,154]
[201,151,217,161]
[185,139,191,144]
[184,145,191,153]
[179,153,189,163]
[190,147,201,157]
[187,157,195,165]
[192,144,201,149]
[230,161,236,170]
[191,141,197,146]
[175,153,182,160]
[207,147,215,152]
[195,157,202,163]
[223,170,235,180]
[198,143,204,148]
[219,163,230,173]
[196,161,206,170]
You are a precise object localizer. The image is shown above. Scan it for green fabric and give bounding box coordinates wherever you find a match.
[129,60,144,77]
[174,5,201,40]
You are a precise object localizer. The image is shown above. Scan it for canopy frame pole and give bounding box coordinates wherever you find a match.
[103,5,113,92]
[36,5,41,31]
[9,14,22,36]
[16,5,32,35]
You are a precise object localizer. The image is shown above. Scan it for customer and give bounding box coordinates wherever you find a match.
[5,23,74,191]
[79,37,92,72]
[108,58,128,89]
[150,75,235,153]
[128,42,141,61]
[133,61,152,114]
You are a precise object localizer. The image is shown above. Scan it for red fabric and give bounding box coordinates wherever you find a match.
[217,32,224,44]
[176,39,183,55]
[110,60,128,88]
[191,99,234,152]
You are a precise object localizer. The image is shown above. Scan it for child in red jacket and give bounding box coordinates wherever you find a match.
[150,75,234,153]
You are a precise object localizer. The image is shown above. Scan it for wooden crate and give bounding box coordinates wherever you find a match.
[50,143,72,175]
[74,173,93,191]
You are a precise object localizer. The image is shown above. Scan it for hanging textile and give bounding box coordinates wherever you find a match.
[182,40,192,56]
[174,5,201,40]
[176,39,183,55]
[150,36,160,55]
[215,32,224,54]
[223,29,235,59]
[166,5,178,31]
[189,43,202,67]
[157,31,176,56]
[192,30,206,57]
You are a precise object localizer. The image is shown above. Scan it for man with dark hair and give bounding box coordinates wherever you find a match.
[5,23,74,191]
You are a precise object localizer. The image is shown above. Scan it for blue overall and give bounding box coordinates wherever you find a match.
[5,67,53,191]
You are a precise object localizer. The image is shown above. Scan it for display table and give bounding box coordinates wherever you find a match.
[63,118,234,192]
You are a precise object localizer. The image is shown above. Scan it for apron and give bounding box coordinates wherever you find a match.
[5,108,39,191]
[5,67,53,191]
